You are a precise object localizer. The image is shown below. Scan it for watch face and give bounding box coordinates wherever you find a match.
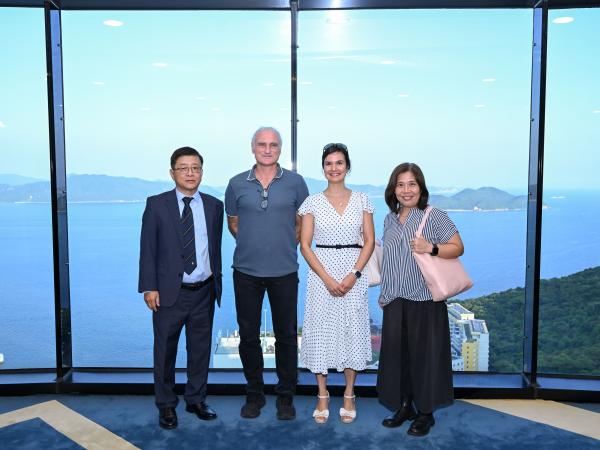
[355,271,362,278]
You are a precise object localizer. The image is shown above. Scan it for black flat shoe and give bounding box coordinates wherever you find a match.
[407,413,435,437]
[381,398,417,428]
[159,407,178,429]
[186,402,217,420]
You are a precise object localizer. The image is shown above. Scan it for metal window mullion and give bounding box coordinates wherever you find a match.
[290,0,298,172]
[523,0,548,388]
[45,0,72,381]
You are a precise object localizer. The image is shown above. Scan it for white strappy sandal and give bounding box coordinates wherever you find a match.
[312,392,330,424]
[339,394,356,424]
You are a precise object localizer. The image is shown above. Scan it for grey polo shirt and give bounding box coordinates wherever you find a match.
[225,165,309,277]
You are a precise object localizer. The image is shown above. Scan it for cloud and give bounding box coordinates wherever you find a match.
[103,19,124,27]
[593,110,600,114]
[482,77,496,83]
[0,120,5,128]
[92,81,105,86]
[152,62,168,68]
[300,81,313,85]
[397,93,410,98]
[262,82,275,87]
[474,104,486,108]
[552,17,574,24]
[380,60,396,65]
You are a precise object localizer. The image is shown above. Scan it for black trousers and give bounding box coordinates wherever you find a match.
[153,282,215,409]
[377,297,453,414]
[233,269,298,396]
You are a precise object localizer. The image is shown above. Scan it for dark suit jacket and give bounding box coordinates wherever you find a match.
[138,189,224,307]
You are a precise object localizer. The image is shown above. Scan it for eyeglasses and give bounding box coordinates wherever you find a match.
[260,189,268,210]
[173,166,202,174]
[323,143,348,152]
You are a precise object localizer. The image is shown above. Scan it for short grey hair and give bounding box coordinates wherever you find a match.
[251,126,282,148]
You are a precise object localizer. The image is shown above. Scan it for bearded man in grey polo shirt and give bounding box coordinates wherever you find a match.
[225,127,309,420]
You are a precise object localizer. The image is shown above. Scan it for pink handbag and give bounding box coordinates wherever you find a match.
[412,207,473,301]
[364,239,383,287]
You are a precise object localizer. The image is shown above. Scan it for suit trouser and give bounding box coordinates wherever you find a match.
[233,270,298,396]
[153,282,215,409]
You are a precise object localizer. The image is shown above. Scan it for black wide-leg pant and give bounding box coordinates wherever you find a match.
[377,297,453,414]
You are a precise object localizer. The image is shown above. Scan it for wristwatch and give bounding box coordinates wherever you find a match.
[353,270,362,279]
[430,244,439,256]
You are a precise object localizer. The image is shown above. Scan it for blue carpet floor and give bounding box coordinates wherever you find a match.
[1,395,599,449]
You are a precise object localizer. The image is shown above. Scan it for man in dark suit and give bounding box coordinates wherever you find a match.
[139,146,223,429]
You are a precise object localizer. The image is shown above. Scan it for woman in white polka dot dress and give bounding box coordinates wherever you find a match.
[298,143,375,424]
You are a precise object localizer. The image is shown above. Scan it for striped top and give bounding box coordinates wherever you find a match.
[378,206,458,306]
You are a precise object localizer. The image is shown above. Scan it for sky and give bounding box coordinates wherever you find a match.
[0,7,598,191]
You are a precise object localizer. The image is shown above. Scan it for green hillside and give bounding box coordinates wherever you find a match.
[453,266,600,375]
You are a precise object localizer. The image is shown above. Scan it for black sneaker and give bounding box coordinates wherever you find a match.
[240,393,266,419]
[276,394,296,420]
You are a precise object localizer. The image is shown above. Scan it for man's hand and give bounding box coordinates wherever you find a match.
[144,291,160,312]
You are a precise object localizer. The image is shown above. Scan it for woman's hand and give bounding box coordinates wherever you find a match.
[411,236,433,254]
[339,273,358,295]
[323,275,345,297]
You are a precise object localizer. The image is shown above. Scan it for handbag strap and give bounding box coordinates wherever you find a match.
[415,206,432,238]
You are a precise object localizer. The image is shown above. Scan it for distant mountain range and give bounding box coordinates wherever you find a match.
[0,173,529,210]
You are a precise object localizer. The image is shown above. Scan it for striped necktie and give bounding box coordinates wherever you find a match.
[181,197,197,275]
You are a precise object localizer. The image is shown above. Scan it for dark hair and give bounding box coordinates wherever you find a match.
[384,162,429,213]
[170,146,203,169]
[321,143,351,171]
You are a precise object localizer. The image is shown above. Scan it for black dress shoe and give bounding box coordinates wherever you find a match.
[381,398,417,428]
[186,402,217,420]
[159,407,178,429]
[407,413,435,437]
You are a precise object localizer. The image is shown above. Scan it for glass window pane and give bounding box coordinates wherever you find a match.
[0,7,54,370]
[540,9,600,376]
[62,11,290,367]
[297,9,532,372]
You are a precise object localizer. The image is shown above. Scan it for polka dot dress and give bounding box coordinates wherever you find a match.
[298,191,374,374]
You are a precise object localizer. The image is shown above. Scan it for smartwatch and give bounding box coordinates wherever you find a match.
[353,270,362,279]
[430,244,439,256]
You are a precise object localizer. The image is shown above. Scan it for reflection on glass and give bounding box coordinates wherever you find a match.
[298,9,532,372]
[540,9,600,376]
[0,8,54,369]
[61,11,290,367]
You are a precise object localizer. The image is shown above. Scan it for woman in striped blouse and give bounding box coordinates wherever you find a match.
[376,162,464,437]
